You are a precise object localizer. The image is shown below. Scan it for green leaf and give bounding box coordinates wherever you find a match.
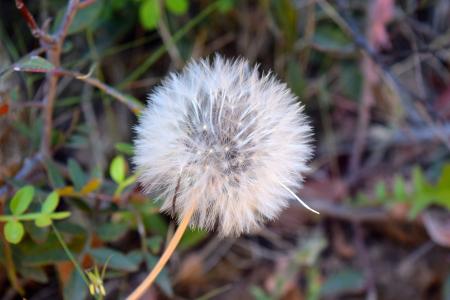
[179,228,207,250]
[46,159,66,188]
[146,236,163,253]
[50,211,71,220]
[67,134,89,149]
[54,221,86,236]
[393,175,406,201]
[295,234,327,266]
[143,213,168,236]
[250,286,272,300]
[69,1,103,34]
[42,191,60,214]
[53,1,103,35]
[339,62,362,100]
[4,221,25,244]
[115,142,134,155]
[374,181,386,200]
[24,221,50,243]
[354,192,369,206]
[144,253,174,296]
[407,167,431,218]
[438,164,450,190]
[64,270,88,300]
[110,155,126,184]
[140,0,160,30]
[217,0,234,13]
[444,272,450,300]
[165,0,188,15]
[20,235,76,266]
[18,266,49,284]
[287,57,306,97]
[115,174,138,196]
[313,24,352,52]
[412,167,425,194]
[13,56,54,72]
[320,269,365,297]
[90,248,138,272]
[306,267,321,300]
[96,222,129,242]
[10,185,35,215]
[68,159,87,191]
[126,250,144,266]
[35,215,53,228]
[408,202,426,219]
[112,0,127,10]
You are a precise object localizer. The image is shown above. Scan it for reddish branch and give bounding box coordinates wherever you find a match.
[14,0,96,158]
[40,0,78,158]
[349,0,394,177]
[78,0,96,9]
[58,69,144,113]
[15,0,54,43]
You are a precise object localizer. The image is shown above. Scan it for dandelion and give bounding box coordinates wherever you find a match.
[129,55,317,299]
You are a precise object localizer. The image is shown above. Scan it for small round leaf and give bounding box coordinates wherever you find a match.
[217,0,234,13]
[140,0,160,30]
[4,221,25,244]
[165,0,188,15]
[42,191,60,213]
[35,215,52,228]
[10,185,35,215]
[110,156,126,184]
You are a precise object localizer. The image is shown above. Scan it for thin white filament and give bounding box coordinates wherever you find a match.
[279,181,320,215]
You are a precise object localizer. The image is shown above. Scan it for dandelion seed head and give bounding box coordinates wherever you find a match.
[133,55,314,236]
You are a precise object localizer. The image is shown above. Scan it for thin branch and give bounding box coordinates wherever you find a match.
[0,153,43,199]
[12,66,143,113]
[35,0,90,157]
[317,0,450,171]
[310,198,390,223]
[60,69,144,113]
[317,0,424,118]
[15,0,54,44]
[55,0,81,41]
[78,0,96,9]
[157,2,184,69]
[41,67,59,158]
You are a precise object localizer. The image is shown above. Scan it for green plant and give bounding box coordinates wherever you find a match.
[1,186,71,244]
[355,164,450,218]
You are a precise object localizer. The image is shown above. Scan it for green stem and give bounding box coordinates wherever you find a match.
[51,223,90,286]
[114,174,138,197]
[0,212,70,222]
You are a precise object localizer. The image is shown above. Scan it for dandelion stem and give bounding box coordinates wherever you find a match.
[279,182,320,215]
[126,202,196,300]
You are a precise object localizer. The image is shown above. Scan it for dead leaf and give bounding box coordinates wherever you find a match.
[281,281,304,300]
[174,254,205,287]
[332,223,355,258]
[57,186,76,196]
[80,178,101,194]
[56,261,74,287]
[0,103,8,116]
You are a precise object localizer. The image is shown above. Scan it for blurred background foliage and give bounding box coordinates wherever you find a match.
[0,0,450,299]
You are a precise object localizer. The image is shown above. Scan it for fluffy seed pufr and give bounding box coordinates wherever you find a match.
[134,56,315,236]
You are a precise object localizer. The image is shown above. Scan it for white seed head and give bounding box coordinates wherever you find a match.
[133,55,314,236]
